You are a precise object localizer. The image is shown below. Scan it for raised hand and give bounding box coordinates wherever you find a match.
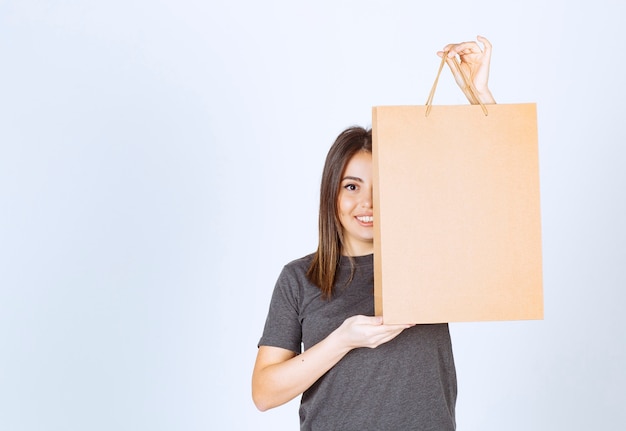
[437,35,496,105]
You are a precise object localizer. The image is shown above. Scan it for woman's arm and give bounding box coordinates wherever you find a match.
[252,315,412,411]
[438,35,496,105]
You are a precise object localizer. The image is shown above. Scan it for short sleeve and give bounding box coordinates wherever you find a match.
[257,265,303,354]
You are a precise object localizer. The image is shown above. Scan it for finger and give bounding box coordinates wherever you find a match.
[476,35,492,62]
[369,327,410,347]
[362,315,383,325]
[441,44,464,58]
[350,315,382,325]
[382,323,414,329]
[368,324,410,337]
[452,41,482,56]
[444,56,465,82]
[477,35,492,54]
[376,325,413,336]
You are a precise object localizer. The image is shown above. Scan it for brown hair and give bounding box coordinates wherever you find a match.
[306,126,372,299]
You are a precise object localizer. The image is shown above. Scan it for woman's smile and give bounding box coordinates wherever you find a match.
[355,215,373,225]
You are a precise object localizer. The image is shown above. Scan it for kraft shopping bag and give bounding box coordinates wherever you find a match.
[372,54,543,323]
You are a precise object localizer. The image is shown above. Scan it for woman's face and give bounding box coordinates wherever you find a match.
[337,150,374,256]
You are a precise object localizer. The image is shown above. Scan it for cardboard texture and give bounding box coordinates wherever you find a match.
[372,103,543,324]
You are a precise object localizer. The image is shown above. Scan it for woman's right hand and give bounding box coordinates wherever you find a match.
[252,315,411,411]
[335,315,414,349]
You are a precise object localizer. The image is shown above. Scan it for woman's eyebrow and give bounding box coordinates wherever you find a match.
[341,176,363,182]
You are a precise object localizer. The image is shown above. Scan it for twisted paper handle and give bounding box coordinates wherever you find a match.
[425,51,488,117]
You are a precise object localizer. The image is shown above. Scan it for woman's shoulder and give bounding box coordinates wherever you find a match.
[282,252,315,274]
[273,252,318,300]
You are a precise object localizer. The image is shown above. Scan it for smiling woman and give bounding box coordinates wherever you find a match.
[252,36,497,431]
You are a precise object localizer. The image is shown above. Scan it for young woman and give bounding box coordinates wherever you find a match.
[253,36,496,430]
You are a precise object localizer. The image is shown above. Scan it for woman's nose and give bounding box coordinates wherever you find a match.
[361,186,373,208]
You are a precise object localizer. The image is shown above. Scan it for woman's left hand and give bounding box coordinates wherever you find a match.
[437,35,496,105]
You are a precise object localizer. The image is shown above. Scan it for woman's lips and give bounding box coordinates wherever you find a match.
[356,215,373,224]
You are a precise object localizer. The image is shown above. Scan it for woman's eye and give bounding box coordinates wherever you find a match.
[344,184,357,191]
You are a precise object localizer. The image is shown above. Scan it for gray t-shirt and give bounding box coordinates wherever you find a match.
[259,253,457,431]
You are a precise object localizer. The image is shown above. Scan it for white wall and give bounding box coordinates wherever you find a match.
[1,0,624,429]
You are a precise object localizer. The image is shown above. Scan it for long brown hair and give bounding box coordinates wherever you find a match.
[306,126,372,299]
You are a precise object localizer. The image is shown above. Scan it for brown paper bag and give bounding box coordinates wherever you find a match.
[372,56,543,324]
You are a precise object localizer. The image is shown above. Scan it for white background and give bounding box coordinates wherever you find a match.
[1,0,625,430]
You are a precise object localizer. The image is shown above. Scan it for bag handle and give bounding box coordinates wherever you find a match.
[425,51,488,117]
